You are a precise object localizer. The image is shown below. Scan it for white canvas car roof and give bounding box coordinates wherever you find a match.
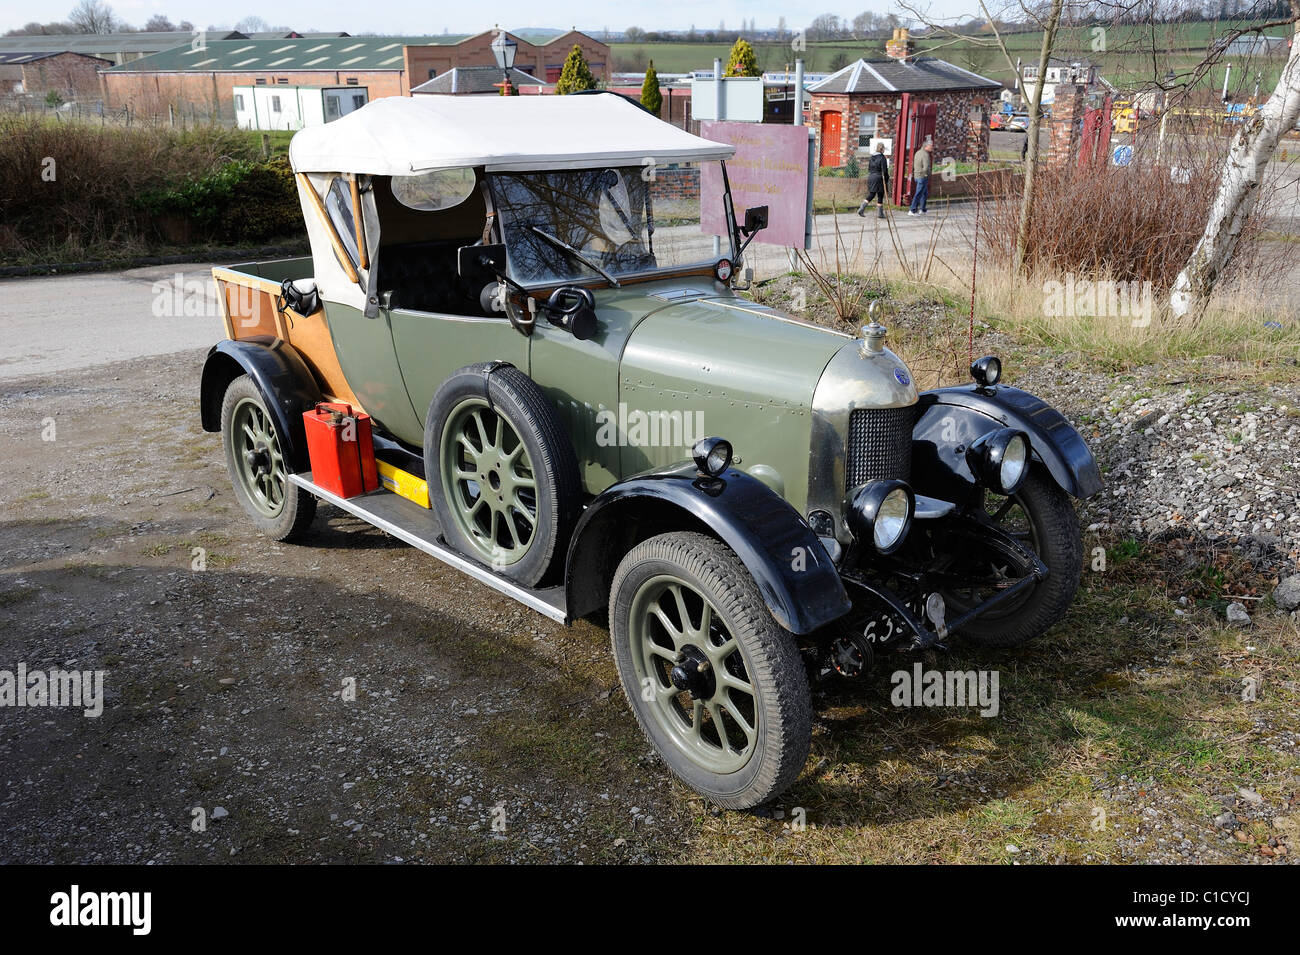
[288,93,735,176]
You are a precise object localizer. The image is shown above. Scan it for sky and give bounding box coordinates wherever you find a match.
[0,0,986,36]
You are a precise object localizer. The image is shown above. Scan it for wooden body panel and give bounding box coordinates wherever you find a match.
[212,265,363,411]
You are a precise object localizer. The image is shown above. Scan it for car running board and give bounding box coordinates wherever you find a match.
[287,471,568,623]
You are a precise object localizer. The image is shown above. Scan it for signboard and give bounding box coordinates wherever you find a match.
[699,121,811,249]
[690,77,764,123]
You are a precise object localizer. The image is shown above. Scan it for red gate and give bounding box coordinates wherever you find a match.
[1078,96,1113,169]
[892,95,937,206]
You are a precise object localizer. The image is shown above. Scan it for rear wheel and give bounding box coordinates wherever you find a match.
[610,532,811,810]
[220,374,316,541]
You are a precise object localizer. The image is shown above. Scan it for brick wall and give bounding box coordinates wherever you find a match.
[404,30,609,86]
[20,52,112,98]
[648,165,700,201]
[1048,83,1086,167]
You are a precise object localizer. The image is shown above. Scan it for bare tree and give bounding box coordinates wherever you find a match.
[1170,4,1300,317]
[899,0,1070,271]
[68,0,116,34]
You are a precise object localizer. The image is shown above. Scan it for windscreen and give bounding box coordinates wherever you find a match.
[490,162,722,286]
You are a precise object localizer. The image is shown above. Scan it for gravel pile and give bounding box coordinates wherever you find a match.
[1016,361,1300,582]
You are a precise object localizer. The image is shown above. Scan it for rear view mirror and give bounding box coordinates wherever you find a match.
[743,205,769,235]
[457,243,506,281]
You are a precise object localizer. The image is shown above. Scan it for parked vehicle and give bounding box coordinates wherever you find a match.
[201,93,1101,808]
[1112,100,1140,134]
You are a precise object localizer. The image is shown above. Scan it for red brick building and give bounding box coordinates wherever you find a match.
[806,30,999,171]
[0,51,112,99]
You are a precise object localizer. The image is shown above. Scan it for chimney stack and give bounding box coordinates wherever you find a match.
[886,27,915,62]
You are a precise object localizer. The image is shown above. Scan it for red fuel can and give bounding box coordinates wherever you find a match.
[302,402,379,498]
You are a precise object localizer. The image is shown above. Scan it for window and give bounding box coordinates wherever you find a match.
[345,77,358,85]
[351,94,366,110]
[276,77,288,85]
[324,178,361,268]
[234,94,245,110]
[270,95,281,113]
[255,78,267,85]
[857,112,878,151]
[427,69,437,79]
[390,168,476,211]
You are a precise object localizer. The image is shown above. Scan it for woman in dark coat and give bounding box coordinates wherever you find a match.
[857,142,890,218]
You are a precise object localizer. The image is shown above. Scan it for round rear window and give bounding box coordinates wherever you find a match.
[391,168,476,211]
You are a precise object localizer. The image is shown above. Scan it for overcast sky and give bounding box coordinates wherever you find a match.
[0,0,986,36]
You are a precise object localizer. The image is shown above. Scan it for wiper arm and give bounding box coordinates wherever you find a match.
[530,227,621,288]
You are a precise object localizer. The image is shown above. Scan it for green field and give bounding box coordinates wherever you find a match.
[612,20,1291,95]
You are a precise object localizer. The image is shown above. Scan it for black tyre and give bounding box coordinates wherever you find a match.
[220,374,317,542]
[609,532,812,810]
[944,466,1082,647]
[425,363,580,588]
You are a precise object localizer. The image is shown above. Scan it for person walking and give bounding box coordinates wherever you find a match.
[908,140,932,216]
[857,142,890,218]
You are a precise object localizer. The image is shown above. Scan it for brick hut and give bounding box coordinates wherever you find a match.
[806,28,1000,178]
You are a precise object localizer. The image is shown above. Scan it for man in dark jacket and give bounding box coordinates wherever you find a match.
[857,142,890,218]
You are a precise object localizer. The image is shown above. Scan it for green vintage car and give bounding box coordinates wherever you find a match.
[200,93,1101,808]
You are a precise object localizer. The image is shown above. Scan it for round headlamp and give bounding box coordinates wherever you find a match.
[692,436,733,477]
[970,355,1002,387]
[845,479,915,555]
[966,428,1030,495]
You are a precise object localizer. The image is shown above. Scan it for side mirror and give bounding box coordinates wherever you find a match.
[743,205,769,235]
[457,243,506,282]
[545,287,598,341]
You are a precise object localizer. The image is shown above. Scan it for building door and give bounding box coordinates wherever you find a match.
[819,110,842,167]
[892,97,937,206]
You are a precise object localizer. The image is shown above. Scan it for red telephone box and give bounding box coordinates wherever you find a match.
[892,95,938,207]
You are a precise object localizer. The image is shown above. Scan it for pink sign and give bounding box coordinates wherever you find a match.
[700,121,811,249]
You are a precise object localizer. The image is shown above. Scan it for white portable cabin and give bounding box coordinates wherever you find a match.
[233,85,369,131]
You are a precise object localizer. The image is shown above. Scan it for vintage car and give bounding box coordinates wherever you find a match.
[200,93,1101,809]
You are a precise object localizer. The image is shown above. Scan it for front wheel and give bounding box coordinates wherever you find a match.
[941,466,1082,647]
[609,532,811,810]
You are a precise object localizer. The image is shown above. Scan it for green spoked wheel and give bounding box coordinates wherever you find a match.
[440,398,538,568]
[220,374,316,541]
[232,395,287,517]
[425,364,580,588]
[628,574,758,775]
[610,532,811,810]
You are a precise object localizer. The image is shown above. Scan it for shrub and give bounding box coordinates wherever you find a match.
[975,154,1270,288]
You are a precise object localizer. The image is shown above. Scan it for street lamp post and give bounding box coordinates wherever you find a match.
[491,29,517,96]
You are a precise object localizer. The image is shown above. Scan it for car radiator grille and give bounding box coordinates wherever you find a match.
[845,406,916,492]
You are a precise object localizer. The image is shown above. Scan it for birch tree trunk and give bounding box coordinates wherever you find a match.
[1169,14,1300,319]
[1013,0,1066,273]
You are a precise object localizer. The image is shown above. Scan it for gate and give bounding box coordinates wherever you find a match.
[891,95,937,206]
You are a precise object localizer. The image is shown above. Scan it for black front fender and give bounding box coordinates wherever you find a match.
[565,466,852,635]
[911,384,1102,503]
[199,337,323,472]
